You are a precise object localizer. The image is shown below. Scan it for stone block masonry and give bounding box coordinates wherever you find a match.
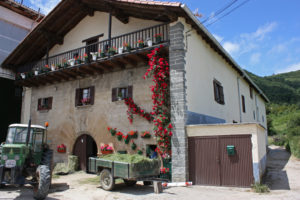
[169,22,188,182]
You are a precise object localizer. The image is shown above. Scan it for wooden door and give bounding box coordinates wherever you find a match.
[188,135,253,187]
[73,135,87,171]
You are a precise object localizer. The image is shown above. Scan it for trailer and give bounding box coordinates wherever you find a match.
[88,157,162,190]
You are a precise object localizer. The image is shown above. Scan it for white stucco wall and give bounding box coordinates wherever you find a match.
[178,18,267,127]
[186,123,267,183]
[49,11,161,56]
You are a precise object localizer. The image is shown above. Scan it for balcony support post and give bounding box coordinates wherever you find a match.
[46,44,49,65]
[108,12,112,58]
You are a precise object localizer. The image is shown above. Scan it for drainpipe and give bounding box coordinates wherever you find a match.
[237,77,242,123]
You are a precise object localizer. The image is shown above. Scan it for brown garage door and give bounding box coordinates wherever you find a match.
[188,135,253,187]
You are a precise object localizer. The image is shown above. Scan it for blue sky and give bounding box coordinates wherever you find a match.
[22,0,300,76]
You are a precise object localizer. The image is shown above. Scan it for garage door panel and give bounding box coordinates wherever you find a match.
[219,135,253,187]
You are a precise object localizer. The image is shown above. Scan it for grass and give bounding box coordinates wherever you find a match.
[251,183,270,193]
[101,153,155,163]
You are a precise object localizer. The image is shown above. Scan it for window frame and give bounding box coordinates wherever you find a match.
[250,87,253,99]
[75,86,95,107]
[37,97,53,111]
[213,79,225,105]
[112,86,133,102]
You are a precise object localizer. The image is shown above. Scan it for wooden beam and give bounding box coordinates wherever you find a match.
[74,0,94,16]
[97,63,113,72]
[122,56,137,67]
[39,28,64,45]
[78,66,95,75]
[57,70,74,79]
[110,60,125,69]
[86,64,103,74]
[63,70,78,78]
[103,1,129,24]
[53,71,69,80]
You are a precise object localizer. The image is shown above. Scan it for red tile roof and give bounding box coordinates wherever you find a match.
[116,0,181,7]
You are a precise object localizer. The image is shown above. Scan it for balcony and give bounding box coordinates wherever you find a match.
[16,23,169,87]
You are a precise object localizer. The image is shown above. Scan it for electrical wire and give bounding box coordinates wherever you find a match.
[205,0,251,27]
[201,0,238,24]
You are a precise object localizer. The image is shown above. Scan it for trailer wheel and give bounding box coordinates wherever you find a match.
[100,169,115,191]
[143,181,152,186]
[33,165,51,200]
[123,179,137,186]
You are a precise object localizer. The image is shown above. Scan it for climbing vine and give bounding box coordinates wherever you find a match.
[124,98,153,123]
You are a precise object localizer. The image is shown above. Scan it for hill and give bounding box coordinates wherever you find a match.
[246,70,300,104]
[245,70,300,158]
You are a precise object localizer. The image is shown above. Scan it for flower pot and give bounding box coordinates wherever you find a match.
[51,65,56,71]
[101,150,113,155]
[117,136,123,141]
[34,71,39,76]
[84,58,89,64]
[155,37,162,43]
[100,52,106,58]
[124,139,129,144]
[69,59,75,66]
[91,54,97,61]
[109,51,116,56]
[124,46,131,52]
[21,73,26,79]
[138,43,144,48]
[147,40,153,47]
[118,47,123,54]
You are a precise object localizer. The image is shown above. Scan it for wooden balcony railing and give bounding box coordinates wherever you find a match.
[16,23,169,81]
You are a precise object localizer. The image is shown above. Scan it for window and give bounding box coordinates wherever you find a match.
[75,86,95,106]
[253,110,256,120]
[262,115,265,122]
[112,86,133,102]
[250,87,253,99]
[213,80,225,105]
[38,97,53,111]
[241,95,246,113]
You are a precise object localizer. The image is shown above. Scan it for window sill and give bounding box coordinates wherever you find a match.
[38,109,50,113]
[76,104,93,109]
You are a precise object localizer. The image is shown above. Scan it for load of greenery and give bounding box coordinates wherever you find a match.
[101,153,160,171]
[246,70,300,158]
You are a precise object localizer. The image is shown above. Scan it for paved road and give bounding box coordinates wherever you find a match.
[0,145,300,200]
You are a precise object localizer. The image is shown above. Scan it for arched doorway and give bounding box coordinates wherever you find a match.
[73,134,97,171]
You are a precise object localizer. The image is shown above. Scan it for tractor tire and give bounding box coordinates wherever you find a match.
[99,169,115,191]
[33,165,51,200]
[41,149,53,169]
[123,179,137,186]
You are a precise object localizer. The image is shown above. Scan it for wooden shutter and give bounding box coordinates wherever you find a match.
[220,85,224,104]
[75,88,80,106]
[38,98,42,110]
[112,88,117,102]
[242,95,246,113]
[127,85,133,99]
[90,86,95,105]
[48,97,53,109]
[213,81,218,102]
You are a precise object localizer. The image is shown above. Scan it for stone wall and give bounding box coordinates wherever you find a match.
[23,64,156,163]
[169,22,188,182]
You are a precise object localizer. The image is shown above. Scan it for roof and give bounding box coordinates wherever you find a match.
[9,124,46,129]
[0,0,44,21]
[0,0,269,102]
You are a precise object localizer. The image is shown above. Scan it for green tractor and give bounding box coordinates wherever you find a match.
[0,122,53,200]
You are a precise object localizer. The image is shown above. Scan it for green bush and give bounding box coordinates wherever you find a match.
[251,182,270,193]
[289,136,300,158]
[272,135,287,146]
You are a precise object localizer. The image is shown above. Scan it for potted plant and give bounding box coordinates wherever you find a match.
[51,64,56,71]
[147,38,153,47]
[141,131,151,139]
[20,73,26,79]
[84,53,89,63]
[62,58,68,68]
[154,33,163,43]
[123,42,131,52]
[68,58,75,66]
[123,135,130,144]
[100,144,113,155]
[137,40,144,48]
[90,52,98,61]
[108,47,117,56]
[116,131,123,141]
[81,97,90,105]
[107,127,117,136]
[131,141,137,150]
[137,150,143,155]
[34,68,39,76]
[99,49,106,58]
[118,47,123,54]
[128,130,138,139]
[57,144,66,153]
[43,64,50,73]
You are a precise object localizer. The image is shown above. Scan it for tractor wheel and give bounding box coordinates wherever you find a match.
[33,165,51,200]
[41,149,53,169]
[99,169,115,191]
[123,179,137,186]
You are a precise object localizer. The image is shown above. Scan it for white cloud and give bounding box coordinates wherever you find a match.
[250,53,261,64]
[223,41,240,54]
[241,22,277,41]
[269,44,287,54]
[276,62,300,74]
[212,34,223,43]
[29,0,60,14]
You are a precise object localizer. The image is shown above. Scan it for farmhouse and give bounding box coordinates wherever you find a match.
[1,0,269,187]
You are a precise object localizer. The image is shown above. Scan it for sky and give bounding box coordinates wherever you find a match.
[21,0,300,76]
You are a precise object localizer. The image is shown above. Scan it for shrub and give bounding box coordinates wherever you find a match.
[272,135,287,146]
[289,136,300,158]
[251,182,270,193]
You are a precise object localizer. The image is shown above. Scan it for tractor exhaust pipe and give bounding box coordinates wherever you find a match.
[26,117,31,146]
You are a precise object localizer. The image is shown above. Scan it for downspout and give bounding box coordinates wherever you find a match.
[237,77,242,123]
